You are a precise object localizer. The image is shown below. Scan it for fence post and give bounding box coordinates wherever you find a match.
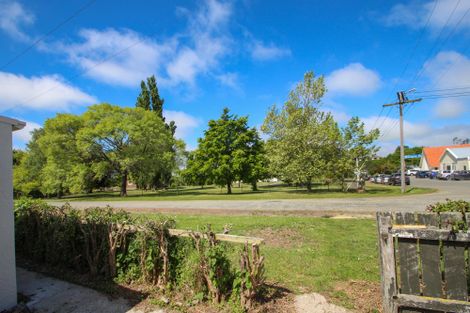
[377,212,398,313]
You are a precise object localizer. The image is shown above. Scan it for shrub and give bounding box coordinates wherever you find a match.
[14,199,265,311]
[426,199,470,213]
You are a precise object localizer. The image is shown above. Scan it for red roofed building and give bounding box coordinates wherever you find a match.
[419,144,470,170]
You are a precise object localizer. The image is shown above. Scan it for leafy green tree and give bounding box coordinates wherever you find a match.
[262,71,339,191]
[189,108,265,194]
[367,146,422,174]
[77,104,174,196]
[136,81,150,110]
[37,114,87,197]
[335,117,379,191]
[13,129,46,197]
[136,75,177,188]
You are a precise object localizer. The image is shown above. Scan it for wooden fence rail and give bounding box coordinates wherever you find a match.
[377,211,470,313]
[122,224,264,245]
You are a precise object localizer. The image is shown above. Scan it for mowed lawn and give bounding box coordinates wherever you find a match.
[136,213,380,309]
[57,182,435,201]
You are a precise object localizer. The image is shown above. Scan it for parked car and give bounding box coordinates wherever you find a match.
[416,170,430,178]
[437,170,453,180]
[382,175,391,184]
[406,168,420,176]
[375,175,383,184]
[450,171,470,181]
[389,173,410,186]
[429,170,439,179]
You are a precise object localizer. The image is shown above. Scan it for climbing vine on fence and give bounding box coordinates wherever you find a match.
[14,199,265,311]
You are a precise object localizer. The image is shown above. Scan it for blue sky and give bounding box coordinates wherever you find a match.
[1,0,470,155]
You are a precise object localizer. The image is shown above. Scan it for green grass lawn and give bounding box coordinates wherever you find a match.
[56,182,435,201]
[136,213,380,309]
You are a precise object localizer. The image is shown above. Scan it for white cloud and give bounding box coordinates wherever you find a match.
[0,0,34,42]
[163,110,201,139]
[59,28,177,87]
[12,119,41,146]
[0,71,97,112]
[423,51,470,88]
[216,72,240,90]
[384,0,470,32]
[56,0,233,89]
[326,63,382,96]
[364,115,470,155]
[364,116,430,142]
[434,99,467,118]
[250,40,291,61]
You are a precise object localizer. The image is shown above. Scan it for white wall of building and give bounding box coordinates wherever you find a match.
[0,117,25,310]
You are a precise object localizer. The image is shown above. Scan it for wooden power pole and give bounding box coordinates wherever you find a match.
[383,91,422,194]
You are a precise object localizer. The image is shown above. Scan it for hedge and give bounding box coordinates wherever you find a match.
[14,199,265,311]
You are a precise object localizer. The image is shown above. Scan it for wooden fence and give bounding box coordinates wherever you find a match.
[377,211,470,313]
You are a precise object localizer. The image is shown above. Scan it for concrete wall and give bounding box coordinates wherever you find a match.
[0,118,22,310]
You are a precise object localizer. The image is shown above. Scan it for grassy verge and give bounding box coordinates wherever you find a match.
[54,182,436,202]
[136,213,380,310]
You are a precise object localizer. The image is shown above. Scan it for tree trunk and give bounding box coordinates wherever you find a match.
[120,171,128,197]
[227,181,232,194]
[251,181,258,191]
[306,180,312,192]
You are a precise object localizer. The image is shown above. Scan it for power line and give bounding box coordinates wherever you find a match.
[0,0,97,71]
[20,29,151,105]
[415,86,470,93]
[407,0,463,88]
[375,0,438,138]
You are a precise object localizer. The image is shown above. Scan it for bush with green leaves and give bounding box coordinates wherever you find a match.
[14,199,265,311]
[426,199,470,213]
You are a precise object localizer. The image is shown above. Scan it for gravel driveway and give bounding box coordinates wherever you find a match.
[50,178,470,215]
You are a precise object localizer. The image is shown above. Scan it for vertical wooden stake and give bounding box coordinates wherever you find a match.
[377,212,398,313]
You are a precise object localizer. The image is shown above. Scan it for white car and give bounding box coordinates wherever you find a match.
[437,170,453,180]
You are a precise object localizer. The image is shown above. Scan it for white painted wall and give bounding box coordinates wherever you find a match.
[0,116,25,311]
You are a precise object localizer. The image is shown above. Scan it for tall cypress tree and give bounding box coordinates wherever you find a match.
[147,75,164,119]
[135,75,177,188]
[136,81,151,110]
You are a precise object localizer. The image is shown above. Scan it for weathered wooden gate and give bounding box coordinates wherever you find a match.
[377,211,470,313]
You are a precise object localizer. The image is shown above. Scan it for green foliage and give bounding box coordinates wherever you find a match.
[427,199,470,213]
[262,71,379,191]
[15,200,264,309]
[186,108,266,194]
[367,146,423,174]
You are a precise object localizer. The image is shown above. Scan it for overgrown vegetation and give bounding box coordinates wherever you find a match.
[427,199,470,213]
[14,199,265,311]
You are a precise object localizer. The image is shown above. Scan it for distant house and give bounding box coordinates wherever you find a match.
[419,144,470,170]
[440,147,470,172]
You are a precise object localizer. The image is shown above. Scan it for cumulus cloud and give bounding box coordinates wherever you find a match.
[163,110,201,139]
[364,115,470,155]
[384,0,470,32]
[250,40,291,61]
[423,51,470,88]
[434,99,467,118]
[0,0,34,42]
[0,71,97,112]
[12,119,41,146]
[363,116,429,142]
[326,63,381,96]
[56,0,233,89]
[59,28,177,87]
[216,72,240,90]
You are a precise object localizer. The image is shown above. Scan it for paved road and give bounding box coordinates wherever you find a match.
[51,178,470,215]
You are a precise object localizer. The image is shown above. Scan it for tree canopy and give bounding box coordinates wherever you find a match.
[185,108,266,194]
[262,71,379,191]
